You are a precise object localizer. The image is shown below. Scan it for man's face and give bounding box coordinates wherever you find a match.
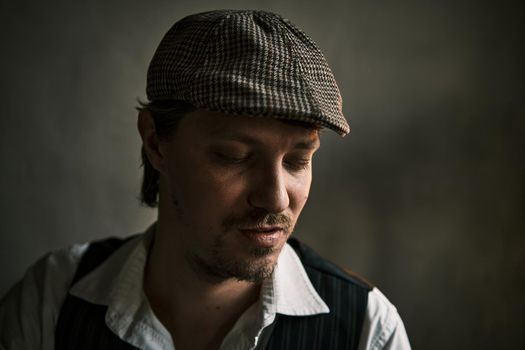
[158,110,320,283]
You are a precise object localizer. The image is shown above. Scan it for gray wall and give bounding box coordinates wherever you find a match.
[1,0,523,348]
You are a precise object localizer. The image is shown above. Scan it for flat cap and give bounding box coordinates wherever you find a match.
[147,10,349,136]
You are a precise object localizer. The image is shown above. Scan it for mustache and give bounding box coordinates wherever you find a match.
[222,210,293,232]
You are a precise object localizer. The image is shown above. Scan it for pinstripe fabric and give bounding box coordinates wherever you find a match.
[55,237,370,350]
[266,238,371,350]
[55,237,139,350]
[55,297,139,350]
[146,10,350,136]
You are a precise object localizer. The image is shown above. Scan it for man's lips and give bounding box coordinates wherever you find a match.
[239,226,283,234]
[239,227,283,247]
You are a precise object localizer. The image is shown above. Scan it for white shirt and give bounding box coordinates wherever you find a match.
[0,227,411,350]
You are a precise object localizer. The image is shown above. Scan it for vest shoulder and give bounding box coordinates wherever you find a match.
[287,237,374,291]
[72,235,138,284]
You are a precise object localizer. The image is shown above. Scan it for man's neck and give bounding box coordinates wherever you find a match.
[143,223,260,350]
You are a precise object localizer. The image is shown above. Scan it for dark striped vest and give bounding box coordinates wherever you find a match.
[55,237,372,349]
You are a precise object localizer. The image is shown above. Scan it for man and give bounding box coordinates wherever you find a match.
[0,9,411,350]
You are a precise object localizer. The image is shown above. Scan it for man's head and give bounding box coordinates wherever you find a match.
[138,10,348,282]
[140,108,319,282]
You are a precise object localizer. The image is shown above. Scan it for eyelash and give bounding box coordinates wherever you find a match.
[214,152,311,172]
[284,159,311,172]
[215,152,249,164]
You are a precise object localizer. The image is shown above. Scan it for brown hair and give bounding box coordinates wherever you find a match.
[136,100,196,207]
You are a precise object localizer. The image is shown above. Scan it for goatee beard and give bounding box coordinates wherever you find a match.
[188,209,294,283]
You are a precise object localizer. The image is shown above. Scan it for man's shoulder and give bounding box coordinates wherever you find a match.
[8,240,91,297]
[70,235,138,284]
[0,241,88,348]
[0,233,143,349]
[287,237,374,291]
[1,233,141,311]
[286,238,411,349]
[30,235,135,287]
[358,288,412,349]
[0,234,131,307]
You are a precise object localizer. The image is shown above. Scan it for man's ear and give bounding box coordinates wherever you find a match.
[137,109,165,172]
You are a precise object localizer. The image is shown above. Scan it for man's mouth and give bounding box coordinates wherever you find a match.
[240,226,282,233]
[239,226,284,247]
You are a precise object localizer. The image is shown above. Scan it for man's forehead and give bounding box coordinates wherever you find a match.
[210,129,321,150]
[184,109,320,149]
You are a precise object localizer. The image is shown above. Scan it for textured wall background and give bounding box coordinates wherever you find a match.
[1,0,523,348]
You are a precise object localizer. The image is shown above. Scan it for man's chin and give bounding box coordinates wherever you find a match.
[220,248,278,282]
[233,239,289,281]
[188,250,278,283]
[231,259,276,283]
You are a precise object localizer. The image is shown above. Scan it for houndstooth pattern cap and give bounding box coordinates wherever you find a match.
[146,10,350,136]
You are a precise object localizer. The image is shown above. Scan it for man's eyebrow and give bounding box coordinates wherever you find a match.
[293,139,320,150]
[208,132,258,144]
[209,132,320,150]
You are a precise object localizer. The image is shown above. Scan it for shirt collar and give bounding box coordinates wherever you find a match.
[70,225,174,349]
[70,226,329,349]
[272,243,330,316]
[220,243,330,349]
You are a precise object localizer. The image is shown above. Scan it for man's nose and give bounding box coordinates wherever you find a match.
[247,164,290,214]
